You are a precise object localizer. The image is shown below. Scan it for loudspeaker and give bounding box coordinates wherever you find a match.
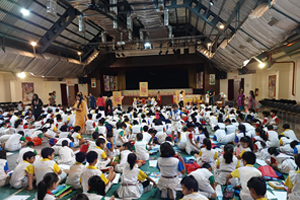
[238,67,249,75]
[216,71,227,79]
[78,77,88,84]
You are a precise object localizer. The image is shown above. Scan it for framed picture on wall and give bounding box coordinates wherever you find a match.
[22,82,34,102]
[91,78,96,88]
[268,75,276,98]
[209,74,215,85]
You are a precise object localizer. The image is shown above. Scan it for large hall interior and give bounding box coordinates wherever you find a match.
[0,0,300,200]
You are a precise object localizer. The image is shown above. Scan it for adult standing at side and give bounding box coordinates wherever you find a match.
[96,94,105,111]
[157,91,161,106]
[237,88,245,111]
[105,94,113,115]
[247,90,255,110]
[209,89,215,105]
[88,93,96,109]
[73,94,88,129]
[31,93,43,120]
[48,92,55,106]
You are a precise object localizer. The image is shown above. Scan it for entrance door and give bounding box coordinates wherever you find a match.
[68,85,76,107]
[234,80,240,101]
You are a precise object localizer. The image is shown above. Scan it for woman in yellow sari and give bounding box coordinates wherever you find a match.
[73,94,88,129]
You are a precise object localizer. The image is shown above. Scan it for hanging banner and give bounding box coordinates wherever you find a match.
[113,91,122,105]
[209,74,215,85]
[22,82,34,102]
[139,82,148,97]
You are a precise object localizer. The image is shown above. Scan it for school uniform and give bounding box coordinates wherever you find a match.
[45,129,56,138]
[133,140,149,160]
[115,128,128,147]
[231,164,261,200]
[155,131,167,144]
[157,157,185,198]
[234,132,252,144]
[284,169,300,200]
[80,165,109,192]
[214,129,235,144]
[189,168,215,198]
[93,146,111,169]
[177,131,187,150]
[142,131,152,144]
[153,125,164,133]
[196,148,218,167]
[56,146,75,165]
[10,160,34,189]
[115,149,132,173]
[16,147,37,164]
[95,125,106,136]
[209,116,218,130]
[66,162,85,189]
[170,109,183,133]
[214,155,239,185]
[35,192,56,200]
[4,133,25,152]
[254,142,270,160]
[271,153,297,174]
[117,165,148,199]
[185,130,199,155]
[34,158,62,186]
[270,115,279,130]
[181,192,208,200]
[59,131,69,139]
[72,132,81,147]
[85,119,95,135]
[225,124,236,134]
[82,192,104,200]
[0,158,9,187]
[266,130,279,147]
[282,129,298,141]
[105,141,120,157]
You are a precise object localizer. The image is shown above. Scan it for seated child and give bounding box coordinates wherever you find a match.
[180,176,208,200]
[58,125,70,139]
[37,172,59,200]
[72,126,87,147]
[157,142,186,199]
[88,132,100,151]
[80,151,115,192]
[142,126,152,145]
[281,124,298,141]
[185,122,200,155]
[34,147,68,186]
[226,152,262,200]
[133,133,149,161]
[214,125,235,144]
[115,122,129,147]
[16,142,37,165]
[247,177,267,200]
[95,118,107,136]
[113,142,138,173]
[189,164,217,199]
[117,153,157,199]
[269,110,279,131]
[105,132,120,157]
[66,152,86,189]
[56,140,75,165]
[215,144,239,185]
[253,140,270,160]
[93,138,112,169]
[131,120,143,139]
[279,136,297,154]
[83,175,114,200]
[266,125,279,147]
[284,154,300,200]
[10,151,35,190]
[233,125,252,146]
[4,131,26,152]
[224,119,236,134]
[85,114,96,135]
[266,147,296,174]
[237,136,254,160]
[195,138,218,167]
[0,150,10,187]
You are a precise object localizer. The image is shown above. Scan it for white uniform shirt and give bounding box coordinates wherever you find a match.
[267,130,279,147]
[80,165,108,192]
[10,161,34,188]
[56,146,75,165]
[66,163,85,189]
[283,130,298,141]
[134,140,149,160]
[34,159,61,186]
[16,147,36,164]
[181,192,208,200]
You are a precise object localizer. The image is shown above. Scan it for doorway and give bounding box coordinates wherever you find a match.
[233,80,240,101]
[68,85,76,107]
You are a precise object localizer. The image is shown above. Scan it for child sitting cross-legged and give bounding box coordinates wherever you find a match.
[10,151,35,190]
[180,176,208,200]
[117,153,157,199]
[66,152,86,189]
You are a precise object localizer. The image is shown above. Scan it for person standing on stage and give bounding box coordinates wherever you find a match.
[178,91,184,110]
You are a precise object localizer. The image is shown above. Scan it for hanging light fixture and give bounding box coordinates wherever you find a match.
[210,0,214,6]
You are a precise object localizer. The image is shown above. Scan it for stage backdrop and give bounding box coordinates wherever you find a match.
[126,67,189,89]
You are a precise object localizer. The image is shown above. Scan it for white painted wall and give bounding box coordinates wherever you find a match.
[220,59,300,102]
[0,72,88,104]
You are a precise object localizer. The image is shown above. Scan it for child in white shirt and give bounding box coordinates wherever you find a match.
[0,150,10,187]
[115,122,129,147]
[10,151,35,190]
[180,176,208,200]
[133,133,149,161]
[85,114,96,135]
[56,140,75,165]
[195,139,218,167]
[66,152,86,189]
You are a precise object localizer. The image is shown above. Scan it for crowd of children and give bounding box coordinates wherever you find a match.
[0,100,299,200]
